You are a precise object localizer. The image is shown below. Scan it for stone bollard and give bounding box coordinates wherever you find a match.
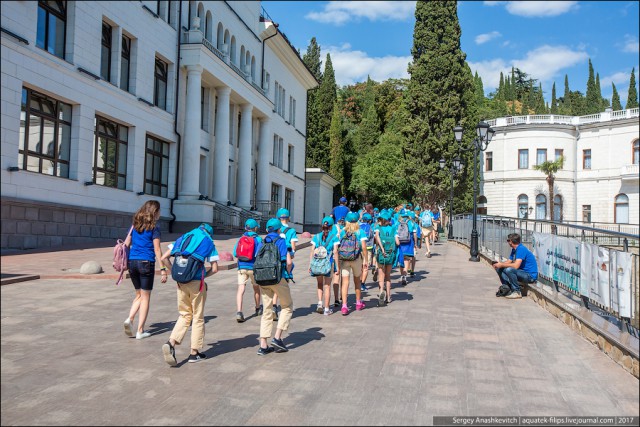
[219,252,234,262]
[80,261,103,274]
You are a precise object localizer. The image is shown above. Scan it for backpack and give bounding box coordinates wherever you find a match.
[170,227,215,289]
[397,221,410,244]
[420,212,433,228]
[377,227,396,265]
[113,226,133,286]
[338,232,359,261]
[253,236,283,286]
[236,234,256,262]
[360,223,374,247]
[310,233,334,276]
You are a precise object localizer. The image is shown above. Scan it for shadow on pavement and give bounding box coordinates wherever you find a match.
[207,333,260,357]
[285,327,325,350]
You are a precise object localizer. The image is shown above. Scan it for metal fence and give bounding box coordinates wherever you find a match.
[212,203,261,234]
[451,214,640,335]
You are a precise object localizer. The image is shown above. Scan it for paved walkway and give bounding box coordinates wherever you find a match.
[1,240,638,425]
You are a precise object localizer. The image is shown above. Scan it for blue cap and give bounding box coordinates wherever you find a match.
[409,211,416,219]
[362,213,372,222]
[266,218,281,232]
[373,207,379,212]
[244,218,259,229]
[322,216,334,227]
[415,206,422,211]
[346,212,359,223]
[400,209,410,217]
[406,203,413,208]
[199,223,214,238]
[337,216,346,223]
[339,197,347,203]
[276,208,290,218]
[379,211,392,221]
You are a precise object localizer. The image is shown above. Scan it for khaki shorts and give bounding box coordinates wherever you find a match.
[422,226,435,236]
[238,269,257,286]
[339,259,363,277]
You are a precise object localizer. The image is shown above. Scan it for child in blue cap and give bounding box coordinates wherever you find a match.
[233,218,263,323]
[309,216,339,315]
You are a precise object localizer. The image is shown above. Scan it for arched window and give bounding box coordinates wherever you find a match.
[553,195,563,222]
[196,3,204,30]
[240,46,245,70]
[217,23,224,50]
[615,194,629,224]
[517,194,529,219]
[245,51,251,74]
[205,11,213,42]
[633,139,639,165]
[251,56,256,81]
[535,194,546,220]
[230,36,236,64]
[223,29,230,55]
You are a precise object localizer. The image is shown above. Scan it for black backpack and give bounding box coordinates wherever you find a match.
[253,236,282,286]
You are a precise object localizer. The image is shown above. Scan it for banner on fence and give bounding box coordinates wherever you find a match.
[532,232,553,279]
[610,250,633,318]
[553,236,581,293]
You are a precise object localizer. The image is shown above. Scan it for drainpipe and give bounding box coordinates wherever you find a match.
[169,1,183,233]
[260,23,277,90]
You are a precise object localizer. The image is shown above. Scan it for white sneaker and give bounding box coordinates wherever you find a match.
[323,308,333,316]
[316,303,323,314]
[123,318,133,337]
[136,331,151,340]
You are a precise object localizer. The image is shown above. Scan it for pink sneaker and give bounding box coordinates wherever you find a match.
[355,301,365,311]
[341,305,349,315]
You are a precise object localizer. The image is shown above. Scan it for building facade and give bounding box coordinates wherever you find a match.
[304,168,339,234]
[480,109,639,226]
[1,1,317,249]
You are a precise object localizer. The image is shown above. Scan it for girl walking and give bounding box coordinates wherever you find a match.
[309,216,338,315]
[374,210,397,306]
[334,212,369,315]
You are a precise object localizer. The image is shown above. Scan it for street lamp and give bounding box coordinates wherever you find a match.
[439,155,464,240]
[519,205,527,219]
[349,198,356,211]
[457,121,495,262]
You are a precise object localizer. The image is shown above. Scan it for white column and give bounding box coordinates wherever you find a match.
[180,65,203,199]
[237,104,253,208]
[257,117,272,203]
[213,86,231,203]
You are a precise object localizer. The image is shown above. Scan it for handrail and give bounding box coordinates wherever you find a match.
[486,108,639,127]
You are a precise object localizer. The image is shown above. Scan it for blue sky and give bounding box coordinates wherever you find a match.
[262,1,639,108]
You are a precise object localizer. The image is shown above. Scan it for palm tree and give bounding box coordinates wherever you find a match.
[534,156,564,224]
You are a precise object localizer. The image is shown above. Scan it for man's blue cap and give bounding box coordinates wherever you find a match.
[322,216,334,227]
[276,208,290,218]
[362,213,372,222]
[266,218,281,232]
[346,212,359,223]
[245,218,259,229]
[339,197,347,203]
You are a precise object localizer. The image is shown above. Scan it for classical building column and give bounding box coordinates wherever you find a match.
[256,117,272,203]
[236,103,253,209]
[180,64,203,199]
[213,86,231,203]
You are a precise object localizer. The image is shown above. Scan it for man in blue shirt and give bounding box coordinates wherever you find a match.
[493,233,538,299]
[331,196,350,224]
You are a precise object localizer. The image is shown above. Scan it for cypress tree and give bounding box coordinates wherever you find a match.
[595,72,604,111]
[550,82,558,114]
[562,74,571,115]
[328,102,344,194]
[585,59,600,114]
[627,67,638,109]
[611,82,622,110]
[474,72,485,108]
[358,102,382,151]
[303,38,322,169]
[403,0,476,204]
[302,37,322,81]
[497,72,504,100]
[307,53,337,171]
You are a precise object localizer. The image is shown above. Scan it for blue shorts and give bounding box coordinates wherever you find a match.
[128,259,155,291]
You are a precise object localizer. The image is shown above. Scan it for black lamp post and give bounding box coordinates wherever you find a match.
[439,154,464,240]
[457,122,495,262]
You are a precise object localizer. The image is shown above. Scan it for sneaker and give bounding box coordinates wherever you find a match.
[378,290,387,307]
[271,338,289,352]
[409,270,415,277]
[372,270,378,282]
[123,318,133,337]
[162,341,177,366]
[401,276,407,286]
[355,301,365,311]
[387,296,392,304]
[316,303,324,314]
[360,283,367,292]
[341,305,349,315]
[188,351,207,363]
[255,305,263,316]
[334,300,341,308]
[506,291,522,299]
[236,312,245,323]
[257,346,275,356]
[136,331,151,340]
[272,306,279,321]
[323,308,333,316]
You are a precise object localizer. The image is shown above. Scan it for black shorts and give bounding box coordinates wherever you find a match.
[128,259,155,291]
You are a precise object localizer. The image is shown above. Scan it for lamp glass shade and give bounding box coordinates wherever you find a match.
[439,158,446,169]
[453,126,464,142]
[476,121,489,139]
[519,206,526,216]
[487,127,496,142]
[453,157,461,170]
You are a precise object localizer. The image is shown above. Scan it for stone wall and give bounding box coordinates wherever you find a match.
[1,197,169,250]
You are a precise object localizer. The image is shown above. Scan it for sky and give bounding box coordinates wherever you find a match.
[262,1,639,108]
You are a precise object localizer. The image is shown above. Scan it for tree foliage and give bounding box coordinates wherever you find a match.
[628,67,638,109]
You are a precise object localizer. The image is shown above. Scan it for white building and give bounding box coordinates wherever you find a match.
[304,168,339,234]
[480,109,639,226]
[1,1,317,249]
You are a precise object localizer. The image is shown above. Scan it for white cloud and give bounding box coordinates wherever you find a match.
[484,1,579,17]
[622,35,639,53]
[600,71,632,88]
[475,31,502,45]
[306,1,416,25]
[321,44,411,86]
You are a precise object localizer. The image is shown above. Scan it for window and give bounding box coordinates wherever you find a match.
[289,96,296,126]
[200,87,209,131]
[100,22,112,81]
[582,205,591,222]
[19,87,71,177]
[120,35,131,92]
[272,135,283,168]
[633,140,639,165]
[287,145,294,173]
[144,135,169,197]
[535,194,546,220]
[536,149,547,165]
[555,149,563,168]
[485,152,493,171]
[518,149,528,169]
[517,194,529,219]
[263,71,270,92]
[274,82,279,113]
[271,183,281,204]
[36,0,66,59]
[614,194,629,224]
[154,57,168,110]
[274,82,285,117]
[285,189,293,218]
[553,195,563,222]
[583,149,591,169]
[93,116,128,189]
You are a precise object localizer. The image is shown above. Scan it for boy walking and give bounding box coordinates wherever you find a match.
[233,219,263,322]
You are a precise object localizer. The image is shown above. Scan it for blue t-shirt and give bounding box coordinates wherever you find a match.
[511,244,538,280]
[332,205,349,222]
[233,232,263,270]
[312,231,338,251]
[280,223,298,250]
[129,226,161,261]
[432,211,441,221]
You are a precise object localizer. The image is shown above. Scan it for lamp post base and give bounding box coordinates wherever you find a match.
[469,230,480,262]
[447,223,453,240]
[468,256,480,262]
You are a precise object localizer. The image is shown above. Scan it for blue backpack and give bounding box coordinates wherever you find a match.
[170,225,215,288]
[360,223,374,247]
[338,232,360,261]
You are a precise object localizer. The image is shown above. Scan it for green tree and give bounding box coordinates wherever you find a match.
[328,102,344,194]
[402,0,477,205]
[627,67,638,109]
[585,59,600,114]
[357,102,381,151]
[474,72,485,108]
[561,74,571,115]
[302,37,322,81]
[550,82,558,114]
[534,156,565,221]
[306,53,337,171]
[569,90,587,116]
[611,82,622,110]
